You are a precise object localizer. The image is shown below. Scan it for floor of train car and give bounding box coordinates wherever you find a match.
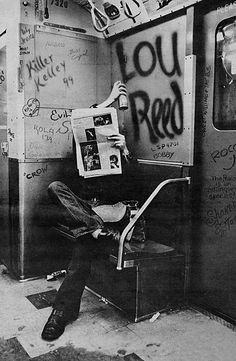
[0,264,236,361]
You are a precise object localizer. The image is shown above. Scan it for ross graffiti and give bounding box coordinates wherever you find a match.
[25,54,66,92]
[23,98,40,117]
[116,32,183,143]
[211,143,236,170]
[24,165,48,180]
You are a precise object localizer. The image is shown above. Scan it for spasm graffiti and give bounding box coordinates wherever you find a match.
[116,32,183,144]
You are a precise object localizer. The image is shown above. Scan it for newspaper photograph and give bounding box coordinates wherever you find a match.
[71,107,122,178]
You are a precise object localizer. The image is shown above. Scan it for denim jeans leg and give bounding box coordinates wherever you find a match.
[53,235,95,318]
[48,181,104,237]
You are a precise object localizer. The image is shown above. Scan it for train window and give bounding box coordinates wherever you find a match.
[214,18,236,130]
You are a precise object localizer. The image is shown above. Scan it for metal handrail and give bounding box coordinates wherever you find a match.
[116,177,191,270]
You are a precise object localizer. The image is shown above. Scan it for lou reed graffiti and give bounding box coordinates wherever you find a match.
[116,32,183,143]
[114,20,190,163]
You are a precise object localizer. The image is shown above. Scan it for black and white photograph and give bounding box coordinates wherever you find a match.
[0,0,236,360]
[93,113,112,127]
[110,154,120,168]
[85,127,97,141]
[80,141,101,171]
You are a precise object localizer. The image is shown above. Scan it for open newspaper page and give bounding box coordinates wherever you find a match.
[71,107,122,178]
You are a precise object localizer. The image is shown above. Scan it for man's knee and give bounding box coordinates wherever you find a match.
[48,181,65,196]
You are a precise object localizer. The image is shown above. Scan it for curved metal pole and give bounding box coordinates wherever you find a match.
[117,177,191,270]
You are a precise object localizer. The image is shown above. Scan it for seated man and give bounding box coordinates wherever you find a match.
[41,81,142,341]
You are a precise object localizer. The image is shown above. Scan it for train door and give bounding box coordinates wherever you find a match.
[109,5,196,308]
[191,0,236,323]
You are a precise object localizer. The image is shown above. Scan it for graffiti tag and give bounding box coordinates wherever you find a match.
[205,201,236,236]
[211,143,236,170]
[23,98,40,117]
[116,32,183,143]
[50,109,72,121]
[68,48,88,62]
[0,70,5,85]
[24,165,48,180]
[25,54,66,92]
[20,25,34,45]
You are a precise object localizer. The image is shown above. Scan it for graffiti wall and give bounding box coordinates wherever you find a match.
[112,15,194,164]
[189,3,236,320]
[20,24,100,159]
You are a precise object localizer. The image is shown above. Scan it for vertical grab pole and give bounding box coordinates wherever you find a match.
[117,177,191,270]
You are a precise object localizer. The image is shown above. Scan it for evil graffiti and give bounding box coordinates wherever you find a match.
[116,32,183,143]
[50,109,72,121]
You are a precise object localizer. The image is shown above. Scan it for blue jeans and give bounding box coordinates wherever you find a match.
[48,181,104,238]
[48,181,128,317]
[48,181,127,237]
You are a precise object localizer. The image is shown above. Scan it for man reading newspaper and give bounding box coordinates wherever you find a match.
[41,81,143,341]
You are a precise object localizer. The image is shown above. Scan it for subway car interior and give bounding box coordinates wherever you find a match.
[0,0,236,359]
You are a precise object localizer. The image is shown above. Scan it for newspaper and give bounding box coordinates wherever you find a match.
[71,107,122,178]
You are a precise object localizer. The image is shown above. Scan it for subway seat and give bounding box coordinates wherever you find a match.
[52,224,185,322]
